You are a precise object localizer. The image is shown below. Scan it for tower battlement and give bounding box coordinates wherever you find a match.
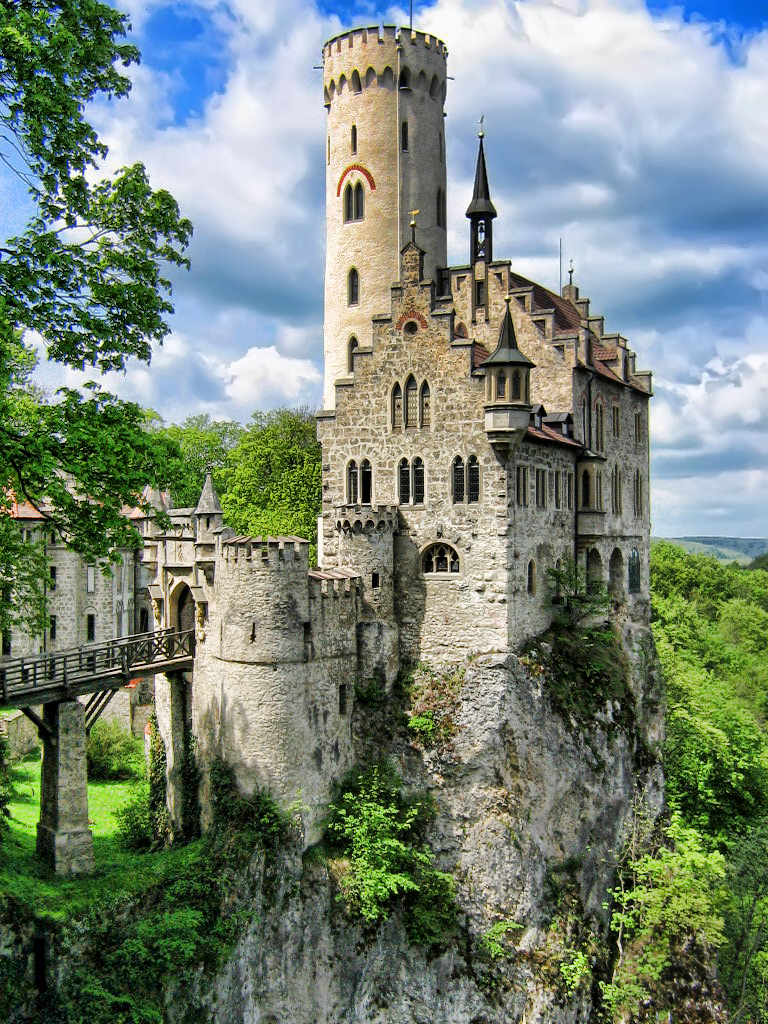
[323,26,447,86]
[217,535,309,571]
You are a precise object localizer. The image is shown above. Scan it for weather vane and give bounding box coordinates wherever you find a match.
[478,114,485,139]
[568,259,574,286]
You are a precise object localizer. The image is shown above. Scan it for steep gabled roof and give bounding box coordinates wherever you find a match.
[465,136,497,219]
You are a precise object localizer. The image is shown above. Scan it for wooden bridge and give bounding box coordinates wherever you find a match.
[0,628,195,712]
[0,628,196,876]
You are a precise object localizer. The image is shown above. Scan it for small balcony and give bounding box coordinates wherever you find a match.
[577,509,608,538]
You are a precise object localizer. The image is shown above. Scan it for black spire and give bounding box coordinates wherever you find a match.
[466,131,497,264]
[466,135,497,219]
[483,297,534,368]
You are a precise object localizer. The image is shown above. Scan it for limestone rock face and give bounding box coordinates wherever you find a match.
[195,624,664,1024]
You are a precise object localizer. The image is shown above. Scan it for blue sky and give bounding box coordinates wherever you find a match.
[20,0,768,537]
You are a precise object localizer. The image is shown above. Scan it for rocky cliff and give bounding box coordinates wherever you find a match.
[194,615,664,1024]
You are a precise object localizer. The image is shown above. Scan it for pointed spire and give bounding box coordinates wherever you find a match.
[483,297,534,368]
[194,469,222,516]
[465,133,497,219]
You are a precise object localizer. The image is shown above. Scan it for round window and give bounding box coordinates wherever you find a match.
[403,320,419,336]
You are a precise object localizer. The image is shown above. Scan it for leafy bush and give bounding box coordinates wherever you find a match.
[328,763,456,945]
[406,663,464,748]
[546,555,610,627]
[0,734,10,842]
[86,720,144,781]
[115,782,154,851]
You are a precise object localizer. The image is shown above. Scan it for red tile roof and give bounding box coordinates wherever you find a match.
[508,271,581,336]
[472,343,490,367]
[526,424,583,449]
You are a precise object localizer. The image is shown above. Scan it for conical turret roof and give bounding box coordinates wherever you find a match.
[483,298,535,368]
[465,135,497,219]
[194,470,222,515]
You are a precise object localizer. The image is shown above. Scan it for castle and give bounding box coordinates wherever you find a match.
[145,25,652,841]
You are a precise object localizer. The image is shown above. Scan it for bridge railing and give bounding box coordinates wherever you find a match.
[0,629,196,706]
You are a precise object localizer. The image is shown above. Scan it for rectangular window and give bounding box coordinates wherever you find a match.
[372,572,380,589]
[612,405,621,438]
[595,472,604,511]
[49,566,57,591]
[86,565,95,593]
[554,471,561,509]
[536,469,547,508]
[568,472,574,510]
[475,279,485,308]
[401,120,408,151]
[49,615,56,641]
[516,466,529,507]
[1,632,10,657]
[339,683,348,716]
[634,411,642,444]
[86,613,95,642]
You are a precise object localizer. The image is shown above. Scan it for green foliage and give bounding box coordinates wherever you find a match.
[601,813,726,1021]
[479,919,523,960]
[115,781,155,852]
[0,734,10,843]
[522,624,631,725]
[547,555,610,627]
[221,407,321,559]
[405,662,464,748]
[328,763,456,945]
[148,413,244,507]
[0,0,190,635]
[86,720,144,782]
[147,712,171,847]
[560,947,591,994]
[208,758,295,856]
[748,553,768,572]
[179,735,201,842]
[354,677,387,707]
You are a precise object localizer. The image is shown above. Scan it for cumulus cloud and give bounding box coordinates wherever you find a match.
[14,0,768,535]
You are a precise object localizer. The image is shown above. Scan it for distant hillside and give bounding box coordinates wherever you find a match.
[652,536,768,565]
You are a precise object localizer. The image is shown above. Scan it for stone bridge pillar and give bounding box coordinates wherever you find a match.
[36,700,94,875]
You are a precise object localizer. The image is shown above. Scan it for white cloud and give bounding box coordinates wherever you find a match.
[214,345,322,408]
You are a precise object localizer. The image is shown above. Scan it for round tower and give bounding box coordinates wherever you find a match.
[322,25,448,408]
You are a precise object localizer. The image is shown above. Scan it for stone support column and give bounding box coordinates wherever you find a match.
[36,700,94,875]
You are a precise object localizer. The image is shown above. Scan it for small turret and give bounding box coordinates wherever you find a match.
[482,297,534,452]
[466,130,497,265]
[194,471,223,545]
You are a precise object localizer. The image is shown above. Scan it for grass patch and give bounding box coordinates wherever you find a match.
[1,753,199,924]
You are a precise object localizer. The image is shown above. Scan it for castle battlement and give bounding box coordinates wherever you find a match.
[217,535,309,570]
[323,25,447,104]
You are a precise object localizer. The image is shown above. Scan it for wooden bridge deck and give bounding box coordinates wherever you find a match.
[0,629,195,710]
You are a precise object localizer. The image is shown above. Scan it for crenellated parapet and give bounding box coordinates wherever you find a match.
[335,505,399,535]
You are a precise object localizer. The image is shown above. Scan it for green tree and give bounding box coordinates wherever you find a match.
[150,414,245,507]
[221,407,321,555]
[0,1,191,634]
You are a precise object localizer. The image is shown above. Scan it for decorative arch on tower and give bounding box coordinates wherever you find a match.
[336,163,376,196]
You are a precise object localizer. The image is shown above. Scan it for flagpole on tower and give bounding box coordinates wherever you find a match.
[410,1,413,31]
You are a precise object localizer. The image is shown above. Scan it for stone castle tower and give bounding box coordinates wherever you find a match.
[322,27,448,408]
[148,22,653,844]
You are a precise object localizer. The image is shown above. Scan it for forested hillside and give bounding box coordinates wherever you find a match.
[651,541,768,1021]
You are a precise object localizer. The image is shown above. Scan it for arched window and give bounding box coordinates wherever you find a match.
[628,548,641,593]
[347,461,358,504]
[633,469,643,516]
[347,336,358,373]
[399,67,411,90]
[392,383,402,430]
[419,381,431,427]
[423,543,459,574]
[581,397,588,445]
[348,267,359,306]
[429,74,440,100]
[354,182,364,220]
[344,183,353,223]
[511,370,521,400]
[360,459,372,504]
[351,70,362,94]
[413,458,424,504]
[581,469,591,508]
[595,402,605,451]
[468,456,480,504]
[350,124,357,153]
[527,560,536,594]
[452,456,465,503]
[398,458,411,504]
[612,465,623,515]
[497,371,506,399]
[405,375,417,427]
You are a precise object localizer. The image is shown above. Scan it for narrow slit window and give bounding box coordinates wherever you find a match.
[86,613,95,642]
[511,370,521,400]
[351,124,357,153]
[344,183,353,223]
[392,383,403,430]
[401,120,409,151]
[419,381,430,427]
[399,458,411,504]
[353,182,364,220]
[405,376,417,426]
[348,267,359,305]
[496,371,506,399]
[413,458,425,504]
[360,459,372,504]
[467,456,479,503]
[347,461,358,504]
[348,336,358,372]
[452,456,465,503]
